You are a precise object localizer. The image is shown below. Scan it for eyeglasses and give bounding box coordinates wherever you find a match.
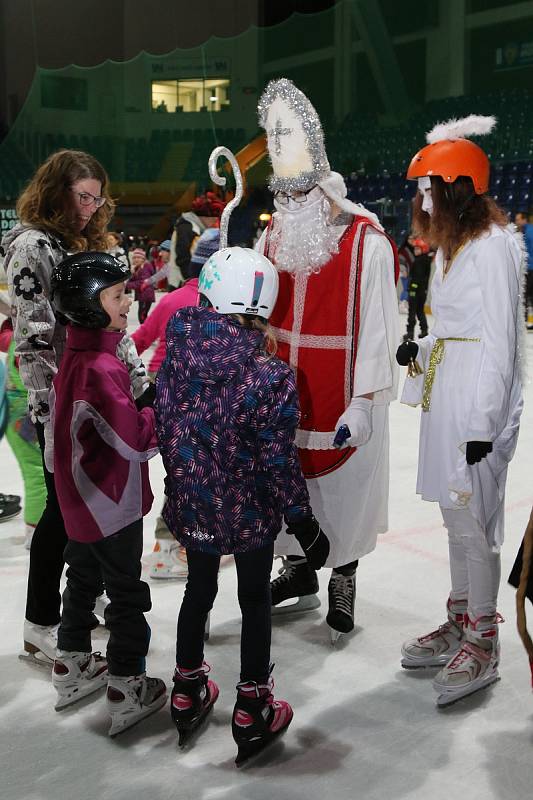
[70,189,106,209]
[273,187,315,206]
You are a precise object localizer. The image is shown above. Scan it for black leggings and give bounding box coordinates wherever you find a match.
[26,421,67,625]
[176,543,274,684]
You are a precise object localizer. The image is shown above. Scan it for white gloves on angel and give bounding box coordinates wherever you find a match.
[334,397,373,448]
[43,420,54,473]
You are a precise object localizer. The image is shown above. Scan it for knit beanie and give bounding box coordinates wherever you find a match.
[132,248,146,258]
[190,228,220,266]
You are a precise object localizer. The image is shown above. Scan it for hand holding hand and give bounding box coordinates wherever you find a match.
[135,382,156,410]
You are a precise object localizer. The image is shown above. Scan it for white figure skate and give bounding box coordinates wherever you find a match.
[19,620,59,668]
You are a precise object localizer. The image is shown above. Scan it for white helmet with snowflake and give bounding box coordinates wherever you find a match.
[198,247,279,319]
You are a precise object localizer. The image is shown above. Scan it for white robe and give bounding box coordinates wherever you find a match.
[258,225,400,567]
[401,224,524,549]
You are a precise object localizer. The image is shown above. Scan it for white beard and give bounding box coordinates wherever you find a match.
[271,194,340,275]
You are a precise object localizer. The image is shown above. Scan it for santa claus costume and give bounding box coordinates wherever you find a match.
[397,115,524,706]
[256,78,400,643]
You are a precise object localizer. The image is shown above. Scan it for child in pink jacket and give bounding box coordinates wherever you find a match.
[132,228,220,376]
[48,251,166,736]
[132,228,220,580]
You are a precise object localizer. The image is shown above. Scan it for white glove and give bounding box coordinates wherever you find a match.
[334,397,373,448]
[43,420,54,473]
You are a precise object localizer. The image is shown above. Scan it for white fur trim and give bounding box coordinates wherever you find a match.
[295,428,337,450]
[426,115,497,144]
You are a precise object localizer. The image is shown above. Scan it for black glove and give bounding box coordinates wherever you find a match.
[465,441,492,465]
[135,382,156,410]
[396,340,419,366]
[286,515,330,570]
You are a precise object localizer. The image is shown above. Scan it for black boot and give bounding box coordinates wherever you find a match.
[271,556,319,615]
[326,561,358,635]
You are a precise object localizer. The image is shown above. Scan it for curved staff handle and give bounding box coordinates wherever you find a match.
[208,146,243,249]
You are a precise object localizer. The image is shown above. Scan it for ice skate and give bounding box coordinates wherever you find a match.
[327,571,356,646]
[271,557,320,616]
[94,591,110,626]
[433,613,503,707]
[232,674,293,767]
[53,650,108,710]
[401,597,466,669]
[19,620,58,668]
[171,663,219,747]
[106,673,167,736]
[24,524,35,551]
[0,492,21,523]
[149,539,188,580]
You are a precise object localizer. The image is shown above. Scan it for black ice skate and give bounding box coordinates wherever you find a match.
[171,663,219,747]
[232,674,293,767]
[271,556,320,616]
[326,570,356,646]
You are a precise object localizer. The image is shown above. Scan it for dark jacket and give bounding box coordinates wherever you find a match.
[127,261,156,303]
[408,253,431,296]
[155,306,311,555]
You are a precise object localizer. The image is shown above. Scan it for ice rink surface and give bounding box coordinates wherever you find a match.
[2,305,532,800]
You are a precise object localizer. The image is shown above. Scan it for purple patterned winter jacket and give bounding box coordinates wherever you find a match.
[155,306,312,554]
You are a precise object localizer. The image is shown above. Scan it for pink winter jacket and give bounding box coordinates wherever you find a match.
[52,326,158,543]
[132,277,199,373]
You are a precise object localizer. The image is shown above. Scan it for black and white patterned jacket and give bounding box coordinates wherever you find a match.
[2,223,147,423]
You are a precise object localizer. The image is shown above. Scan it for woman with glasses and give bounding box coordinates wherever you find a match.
[2,149,149,666]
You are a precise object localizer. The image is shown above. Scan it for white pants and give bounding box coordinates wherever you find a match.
[441,506,501,621]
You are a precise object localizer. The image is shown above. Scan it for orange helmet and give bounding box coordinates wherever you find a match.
[406,139,490,194]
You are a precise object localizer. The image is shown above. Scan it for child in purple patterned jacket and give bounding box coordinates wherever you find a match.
[155,246,329,765]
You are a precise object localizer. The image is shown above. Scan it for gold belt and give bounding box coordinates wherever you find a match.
[422,337,480,412]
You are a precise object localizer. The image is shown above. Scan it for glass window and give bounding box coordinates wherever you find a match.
[151,80,177,112]
[151,78,230,112]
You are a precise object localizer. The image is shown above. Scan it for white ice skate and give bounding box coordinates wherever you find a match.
[149,540,188,580]
[53,650,108,710]
[106,673,167,736]
[401,598,466,669]
[19,620,59,668]
[433,613,503,707]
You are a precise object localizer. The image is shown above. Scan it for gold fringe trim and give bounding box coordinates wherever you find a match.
[422,337,480,412]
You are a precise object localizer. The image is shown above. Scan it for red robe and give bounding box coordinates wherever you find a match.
[265,216,398,479]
